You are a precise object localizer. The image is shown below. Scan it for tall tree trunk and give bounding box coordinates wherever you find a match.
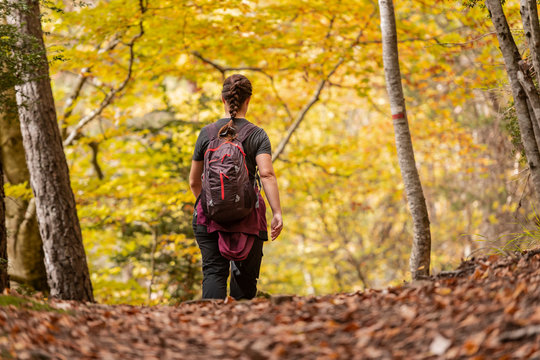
[6,0,93,301]
[379,0,431,279]
[486,0,540,202]
[0,159,8,292]
[523,0,540,83]
[520,0,540,81]
[0,88,48,291]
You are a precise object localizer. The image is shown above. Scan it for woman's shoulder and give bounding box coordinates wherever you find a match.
[249,124,268,137]
[200,118,267,139]
[239,120,268,139]
[239,119,265,132]
[244,124,271,151]
[199,119,229,138]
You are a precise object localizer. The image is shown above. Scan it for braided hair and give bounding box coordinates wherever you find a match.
[219,74,253,140]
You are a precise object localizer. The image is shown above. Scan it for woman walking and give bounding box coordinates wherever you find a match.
[189,74,283,300]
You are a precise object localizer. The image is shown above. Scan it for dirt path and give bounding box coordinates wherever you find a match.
[1,251,539,359]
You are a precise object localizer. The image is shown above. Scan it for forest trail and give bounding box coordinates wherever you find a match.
[1,251,540,359]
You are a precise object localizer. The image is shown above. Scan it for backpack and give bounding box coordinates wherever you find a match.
[200,121,259,224]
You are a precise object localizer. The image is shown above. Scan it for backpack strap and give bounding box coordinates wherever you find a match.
[206,123,219,141]
[236,122,258,142]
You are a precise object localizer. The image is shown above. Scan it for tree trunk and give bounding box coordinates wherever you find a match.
[0,88,48,291]
[379,0,431,279]
[486,0,540,202]
[520,0,540,81]
[6,0,93,301]
[526,97,540,154]
[0,159,8,292]
[519,64,540,141]
[523,0,540,83]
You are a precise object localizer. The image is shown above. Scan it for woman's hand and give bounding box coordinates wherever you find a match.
[271,212,283,240]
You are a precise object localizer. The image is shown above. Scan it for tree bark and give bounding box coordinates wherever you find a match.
[6,0,93,301]
[520,0,540,81]
[379,0,431,279]
[0,159,8,292]
[486,0,540,202]
[518,65,540,147]
[523,0,540,83]
[526,97,540,154]
[0,88,48,291]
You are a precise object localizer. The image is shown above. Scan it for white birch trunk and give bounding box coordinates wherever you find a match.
[379,0,431,279]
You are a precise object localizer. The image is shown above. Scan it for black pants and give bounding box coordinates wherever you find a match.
[193,217,264,300]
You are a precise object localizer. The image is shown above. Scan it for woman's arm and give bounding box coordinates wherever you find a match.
[256,154,283,240]
[189,160,204,198]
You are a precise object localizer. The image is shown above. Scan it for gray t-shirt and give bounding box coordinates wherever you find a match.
[192,118,272,184]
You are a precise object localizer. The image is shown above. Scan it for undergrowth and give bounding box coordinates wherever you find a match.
[0,294,68,313]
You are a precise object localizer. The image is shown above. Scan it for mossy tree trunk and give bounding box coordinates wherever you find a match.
[0,88,48,291]
[0,159,8,292]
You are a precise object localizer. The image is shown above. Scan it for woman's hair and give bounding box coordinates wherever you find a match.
[219,74,252,140]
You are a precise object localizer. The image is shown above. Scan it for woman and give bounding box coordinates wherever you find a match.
[189,74,283,300]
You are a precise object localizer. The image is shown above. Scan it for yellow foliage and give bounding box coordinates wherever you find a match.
[36,0,528,302]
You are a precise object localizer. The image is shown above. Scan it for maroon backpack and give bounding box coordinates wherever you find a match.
[200,121,258,224]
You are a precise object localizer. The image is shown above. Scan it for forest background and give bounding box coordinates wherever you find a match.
[1,0,536,304]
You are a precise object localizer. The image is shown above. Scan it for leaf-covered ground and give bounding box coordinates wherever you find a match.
[1,250,540,359]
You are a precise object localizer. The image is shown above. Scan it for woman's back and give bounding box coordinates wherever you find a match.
[192,118,272,185]
[188,74,283,300]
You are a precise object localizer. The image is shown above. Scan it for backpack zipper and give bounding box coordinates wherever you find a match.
[220,172,229,200]
[221,154,231,163]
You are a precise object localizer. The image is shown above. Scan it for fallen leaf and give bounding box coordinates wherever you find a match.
[430,334,451,355]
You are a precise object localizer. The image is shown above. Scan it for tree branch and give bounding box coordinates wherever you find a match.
[271,60,342,162]
[191,51,294,122]
[63,3,146,147]
[88,141,104,180]
[354,30,517,48]
[59,67,90,138]
[279,157,351,177]
[272,8,377,162]
[191,51,263,78]
[325,15,336,39]
[192,7,377,162]
[269,76,294,122]
[63,71,108,95]
[60,35,130,139]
